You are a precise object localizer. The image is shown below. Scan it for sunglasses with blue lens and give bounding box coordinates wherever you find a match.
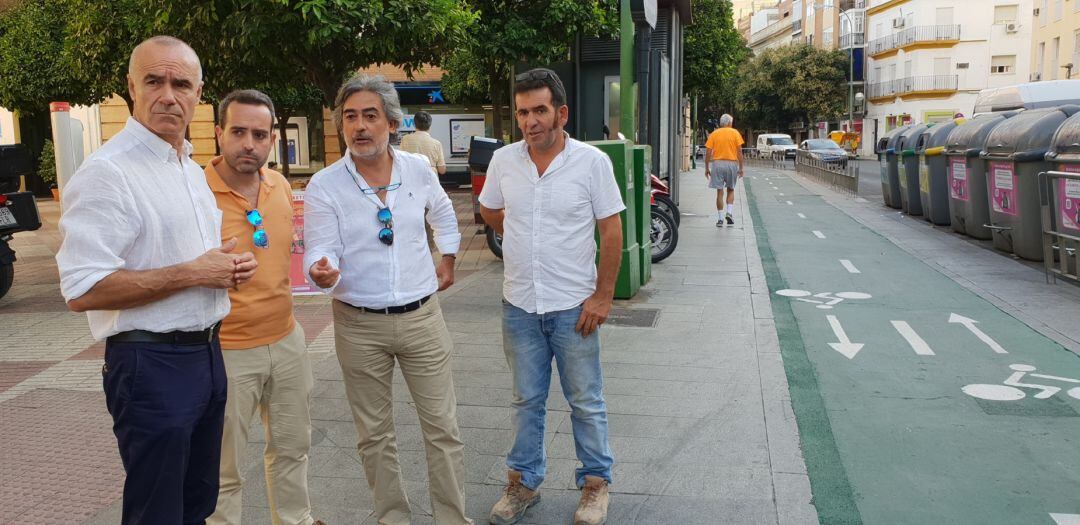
[245,209,269,249]
[376,207,394,246]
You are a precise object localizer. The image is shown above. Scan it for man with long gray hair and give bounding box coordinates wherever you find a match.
[704,113,745,226]
[302,74,471,524]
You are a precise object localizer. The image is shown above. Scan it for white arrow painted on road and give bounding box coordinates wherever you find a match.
[827,315,864,359]
[891,321,935,355]
[1050,513,1080,525]
[949,313,1008,354]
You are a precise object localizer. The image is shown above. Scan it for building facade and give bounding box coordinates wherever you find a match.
[1030,0,1080,81]
[861,0,1033,156]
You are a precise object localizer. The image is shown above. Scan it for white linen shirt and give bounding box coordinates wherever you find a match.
[303,149,461,309]
[478,135,625,314]
[56,117,229,340]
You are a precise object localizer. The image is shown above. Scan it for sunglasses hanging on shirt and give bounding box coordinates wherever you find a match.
[245,209,269,249]
[376,207,394,246]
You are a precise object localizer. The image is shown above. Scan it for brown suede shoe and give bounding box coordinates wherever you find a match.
[489,470,541,525]
[572,475,609,525]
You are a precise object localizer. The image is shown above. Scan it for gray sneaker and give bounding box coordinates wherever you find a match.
[490,470,540,525]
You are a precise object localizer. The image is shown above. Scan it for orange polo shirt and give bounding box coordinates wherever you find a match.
[705,127,745,161]
[205,157,296,350]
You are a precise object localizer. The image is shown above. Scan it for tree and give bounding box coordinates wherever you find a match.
[63,0,157,114]
[684,0,749,126]
[440,0,618,142]
[734,44,847,132]
[159,0,475,109]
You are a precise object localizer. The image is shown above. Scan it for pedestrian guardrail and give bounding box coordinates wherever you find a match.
[795,150,860,195]
[740,148,794,170]
[1038,170,1080,284]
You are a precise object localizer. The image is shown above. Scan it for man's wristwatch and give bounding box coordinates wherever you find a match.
[443,253,456,259]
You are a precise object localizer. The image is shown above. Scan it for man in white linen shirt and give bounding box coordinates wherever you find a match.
[302,74,472,525]
[55,36,257,525]
[479,68,623,525]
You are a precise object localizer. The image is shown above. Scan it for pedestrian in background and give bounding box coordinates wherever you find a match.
[704,113,745,226]
[480,67,622,525]
[203,89,322,525]
[303,74,471,525]
[399,110,447,176]
[56,36,256,524]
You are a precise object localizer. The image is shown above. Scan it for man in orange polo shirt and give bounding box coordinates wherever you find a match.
[204,90,322,525]
[704,114,745,226]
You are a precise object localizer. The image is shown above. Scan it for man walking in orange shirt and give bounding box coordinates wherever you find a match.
[704,114,745,226]
[204,90,322,525]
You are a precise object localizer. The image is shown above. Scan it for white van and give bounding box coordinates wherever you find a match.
[971,80,1080,116]
[756,133,797,159]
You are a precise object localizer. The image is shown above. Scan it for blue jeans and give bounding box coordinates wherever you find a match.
[502,302,614,490]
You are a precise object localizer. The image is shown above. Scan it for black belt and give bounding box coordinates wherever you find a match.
[107,322,222,345]
[348,294,432,315]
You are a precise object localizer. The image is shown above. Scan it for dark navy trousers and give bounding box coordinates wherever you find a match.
[102,338,228,525]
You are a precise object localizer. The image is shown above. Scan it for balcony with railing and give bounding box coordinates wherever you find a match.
[867,75,958,101]
[839,33,866,48]
[749,17,793,47]
[838,0,866,10]
[792,18,803,34]
[867,25,960,57]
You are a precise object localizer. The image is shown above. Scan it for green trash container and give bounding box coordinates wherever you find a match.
[981,105,1080,261]
[632,145,652,286]
[589,140,641,299]
[916,119,960,225]
[876,125,910,209]
[898,123,931,216]
[943,112,1017,239]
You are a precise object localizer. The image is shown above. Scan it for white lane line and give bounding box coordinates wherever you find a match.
[813,230,826,239]
[891,321,936,355]
[797,213,807,219]
[1050,514,1080,525]
[786,201,794,206]
[779,192,785,196]
[839,259,860,273]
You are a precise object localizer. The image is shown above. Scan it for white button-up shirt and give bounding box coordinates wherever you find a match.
[303,149,461,309]
[56,118,229,340]
[479,135,625,314]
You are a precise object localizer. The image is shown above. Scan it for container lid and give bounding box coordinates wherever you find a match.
[1047,110,1080,162]
[898,123,931,154]
[982,105,1079,161]
[944,112,1014,157]
[917,121,959,155]
[876,124,910,154]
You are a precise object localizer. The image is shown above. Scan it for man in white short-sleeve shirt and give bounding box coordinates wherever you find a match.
[479,67,623,525]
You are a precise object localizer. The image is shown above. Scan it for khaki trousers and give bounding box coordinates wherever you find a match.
[332,295,470,525]
[208,324,314,525]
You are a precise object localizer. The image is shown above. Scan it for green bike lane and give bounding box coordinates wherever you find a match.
[743,171,1080,525]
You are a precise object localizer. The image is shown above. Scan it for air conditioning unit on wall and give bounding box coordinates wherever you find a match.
[892,17,905,28]
[1005,22,1019,33]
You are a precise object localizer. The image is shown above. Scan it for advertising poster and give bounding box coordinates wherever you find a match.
[989,161,1018,216]
[1060,164,1080,233]
[949,158,968,201]
[290,191,320,295]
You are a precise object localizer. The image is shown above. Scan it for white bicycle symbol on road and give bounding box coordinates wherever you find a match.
[963,364,1080,401]
[775,289,872,309]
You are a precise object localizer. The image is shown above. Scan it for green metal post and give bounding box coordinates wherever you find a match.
[620,0,635,142]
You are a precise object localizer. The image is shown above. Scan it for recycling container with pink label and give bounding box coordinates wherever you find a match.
[944,112,1016,239]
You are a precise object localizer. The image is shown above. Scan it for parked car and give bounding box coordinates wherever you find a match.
[756,133,797,160]
[800,139,849,168]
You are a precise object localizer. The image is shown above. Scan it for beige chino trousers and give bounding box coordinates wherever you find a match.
[332,295,471,525]
[208,324,315,525]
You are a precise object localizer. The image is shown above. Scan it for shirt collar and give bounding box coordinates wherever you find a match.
[125,117,195,163]
[205,156,274,194]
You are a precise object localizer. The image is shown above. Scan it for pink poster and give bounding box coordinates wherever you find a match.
[1060,164,1080,233]
[948,157,968,201]
[290,191,320,295]
[989,161,1018,216]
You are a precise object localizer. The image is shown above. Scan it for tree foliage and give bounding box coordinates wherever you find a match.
[440,0,617,141]
[684,0,749,122]
[0,0,98,115]
[158,0,475,109]
[64,0,157,114]
[734,44,847,132]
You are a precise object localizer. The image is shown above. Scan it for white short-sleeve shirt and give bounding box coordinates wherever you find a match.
[479,134,625,314]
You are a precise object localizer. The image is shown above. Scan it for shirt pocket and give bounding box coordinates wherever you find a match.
[548,182,592,223]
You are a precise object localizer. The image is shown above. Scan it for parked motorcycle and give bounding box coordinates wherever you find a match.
[649,174,679,263]
[650,174,680,226]
[1,146,42,300]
